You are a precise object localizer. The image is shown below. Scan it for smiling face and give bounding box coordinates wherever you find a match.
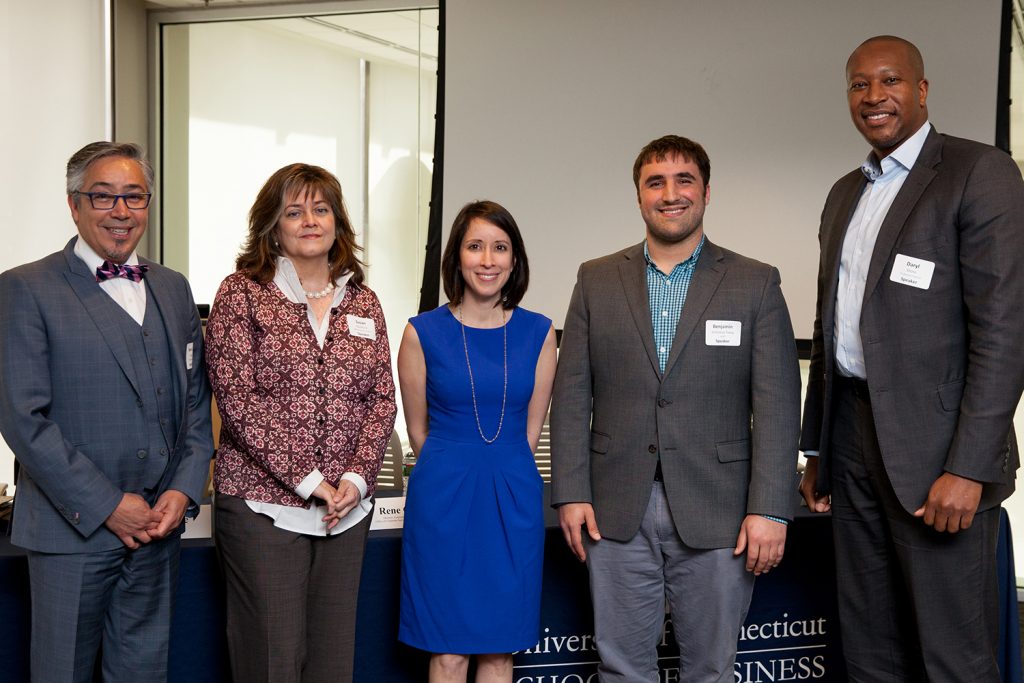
[637,153,710,250]
[459,217,514,306]
[846,38,929,158]
[68,156,149,264]
[275,188,336,267]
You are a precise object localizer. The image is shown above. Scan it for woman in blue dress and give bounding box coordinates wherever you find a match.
[398,200,557,682]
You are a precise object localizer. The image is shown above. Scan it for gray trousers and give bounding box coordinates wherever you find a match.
[214,493,373,683]
[830,380,1001,683]
[27,533,181,683]
[586,481,754,683]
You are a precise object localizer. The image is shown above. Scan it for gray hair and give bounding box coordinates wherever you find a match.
[66,141,155,204]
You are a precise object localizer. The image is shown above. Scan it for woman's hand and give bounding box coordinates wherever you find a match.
[312,479,361,529]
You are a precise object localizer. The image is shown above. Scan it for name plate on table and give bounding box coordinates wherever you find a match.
[371,496,406,530]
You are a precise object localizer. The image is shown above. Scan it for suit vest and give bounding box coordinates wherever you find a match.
[102,287,181,497]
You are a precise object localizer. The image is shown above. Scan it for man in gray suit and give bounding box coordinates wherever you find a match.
[799,36,1024,682]
[551,135,801,682]
[0,141,214,682]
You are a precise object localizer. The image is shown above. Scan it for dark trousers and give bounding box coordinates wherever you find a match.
[214,493,372,683]
[829,378,1001,683]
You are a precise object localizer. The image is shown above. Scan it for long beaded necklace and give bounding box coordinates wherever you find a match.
[457,304,508,444]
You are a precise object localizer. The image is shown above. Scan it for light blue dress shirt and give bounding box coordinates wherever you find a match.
[835,122,932,379]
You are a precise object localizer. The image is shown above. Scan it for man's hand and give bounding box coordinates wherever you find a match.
[558,503,601,562]
[104,493,163,549]
[914,472,983,533]
[150,490,190,539]
[799,457,831,513]
[734,515,787,575]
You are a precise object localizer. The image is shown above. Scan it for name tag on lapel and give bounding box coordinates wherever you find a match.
[705,320,741,346]
[889,254,934,290]
[185,342,194,370]
[347,315,376,340]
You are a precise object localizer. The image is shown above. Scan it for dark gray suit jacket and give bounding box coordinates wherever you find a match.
[551,239,801,547]
[800,129,1024,513]
[0,238,214,553]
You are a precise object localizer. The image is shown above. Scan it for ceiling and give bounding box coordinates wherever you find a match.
[147,2,438,69]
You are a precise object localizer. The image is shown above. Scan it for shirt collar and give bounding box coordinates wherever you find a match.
[73,235,140,271]
[643,234,705,273]
[861,121,932,181]
[273,256,351,306]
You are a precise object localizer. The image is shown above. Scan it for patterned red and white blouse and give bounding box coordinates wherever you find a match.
[205,271,396,508]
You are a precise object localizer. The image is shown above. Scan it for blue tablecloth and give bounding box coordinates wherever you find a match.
[0,509,1019,682]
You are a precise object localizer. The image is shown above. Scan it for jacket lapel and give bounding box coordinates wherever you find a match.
[617,243,661,377]
[61,239,142,398]
[663,240,725,378]
[820,172,867,361]
[862,129,942,304]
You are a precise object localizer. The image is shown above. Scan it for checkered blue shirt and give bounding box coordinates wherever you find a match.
[645,236,705,374]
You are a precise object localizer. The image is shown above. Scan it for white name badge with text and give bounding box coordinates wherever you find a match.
[889,254,935,290]
[347,315,377,340]
[706,320,741,346]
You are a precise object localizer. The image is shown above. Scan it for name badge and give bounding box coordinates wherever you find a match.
[347,315,377,340]
[889,254,935,290]
[705,320,741,346]
[185,342,194,370]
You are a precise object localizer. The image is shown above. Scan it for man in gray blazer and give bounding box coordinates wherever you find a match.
[0,141,214,682]
[551,135,801,682]
[799,36,1024,682]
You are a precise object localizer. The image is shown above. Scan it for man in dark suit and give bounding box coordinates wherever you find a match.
[551,135,801,682]
[0,141,214,682]
[799,36,1024,682]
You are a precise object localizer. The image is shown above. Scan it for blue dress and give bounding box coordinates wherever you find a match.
[399,305,549,654]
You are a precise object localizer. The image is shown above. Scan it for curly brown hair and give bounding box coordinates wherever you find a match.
[236,163,364,285]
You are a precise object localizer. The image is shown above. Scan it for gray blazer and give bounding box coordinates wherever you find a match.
[800,129,1024,513]
[551,239,801,547]
[0,238,214,553]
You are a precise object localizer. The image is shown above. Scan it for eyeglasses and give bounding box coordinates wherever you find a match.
[74,191,152,210]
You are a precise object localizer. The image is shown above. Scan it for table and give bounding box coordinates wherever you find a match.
[1,507,1019,682]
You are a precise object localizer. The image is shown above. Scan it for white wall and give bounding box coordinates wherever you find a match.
[0,0,110,492]
[444,0,1002,337]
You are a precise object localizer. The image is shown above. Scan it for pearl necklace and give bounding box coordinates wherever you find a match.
[457,305,508,444]
[303,281,335,299]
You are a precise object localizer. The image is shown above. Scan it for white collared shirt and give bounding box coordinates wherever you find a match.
[243,257,371,536]
[73,236,147,325]
[834,122,932,379]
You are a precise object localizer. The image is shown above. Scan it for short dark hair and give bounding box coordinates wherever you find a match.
[236,163,364,286]
[632,135,711,192]
[441,200,529,309]
[66,141,154,204]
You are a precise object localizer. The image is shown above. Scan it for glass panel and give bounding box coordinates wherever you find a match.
[161,8,438,444]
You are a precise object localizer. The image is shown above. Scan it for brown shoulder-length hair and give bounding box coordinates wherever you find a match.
[236,163,365,285]
[441,200,529,309]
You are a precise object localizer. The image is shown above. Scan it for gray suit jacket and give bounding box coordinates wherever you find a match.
[0,238,214,553]
[800,129,1024,513]
[551,239,801,547]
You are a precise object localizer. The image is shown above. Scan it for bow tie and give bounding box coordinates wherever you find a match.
[95,260,149,283]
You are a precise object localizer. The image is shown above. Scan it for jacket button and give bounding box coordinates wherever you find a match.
[648,444,657,454]
[137,450,147,459]
[658,399,671,407]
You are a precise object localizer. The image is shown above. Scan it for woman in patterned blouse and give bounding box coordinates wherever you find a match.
[205,163,396,683]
